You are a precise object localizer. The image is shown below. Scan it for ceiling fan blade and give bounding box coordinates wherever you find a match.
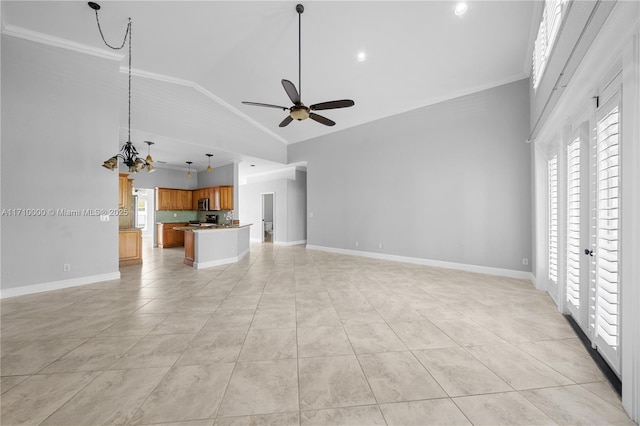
[309,113,335,127]
[310,99,355,111]
[242,101,288,110]
[279,115,294,127]
[282,79,300,105]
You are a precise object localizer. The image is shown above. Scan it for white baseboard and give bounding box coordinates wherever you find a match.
[195,248,250,269]
[306,245,534,282]
[274,240,307,247]
[0,272,121,299]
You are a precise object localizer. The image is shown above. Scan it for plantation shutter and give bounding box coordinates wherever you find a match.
[548,155,559,284]
[592,95,621,374]
[566,137,581,309]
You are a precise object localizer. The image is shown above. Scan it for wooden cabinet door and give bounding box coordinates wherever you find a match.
[162,226,175,247]
[209,187,221,210]
[184,230,195,266]
[175,228,185,246]
[119,174,129,209]
[182,190,193,210]
[156,189,173,211]
[192,189,203,210]
[119,229,141,265]
[220,186,233,210]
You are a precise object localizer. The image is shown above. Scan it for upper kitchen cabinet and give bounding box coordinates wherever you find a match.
[219,186,233,210]
[119,173,131,209]
[192,188,208,210]
[156,188,193,210]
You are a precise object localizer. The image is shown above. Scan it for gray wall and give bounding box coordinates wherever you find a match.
[289,79,531,272]
[120,165,198,190]
[287,171,307,243]
[239,169,307,244]
[196,163,234,187]
[1,36,120,290]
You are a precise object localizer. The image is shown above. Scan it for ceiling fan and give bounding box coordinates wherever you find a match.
[242,4,355,127]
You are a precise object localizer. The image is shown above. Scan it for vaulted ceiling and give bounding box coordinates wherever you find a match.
[2,1,538,173]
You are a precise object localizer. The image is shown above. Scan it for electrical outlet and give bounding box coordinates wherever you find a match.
[379,243,383,249]
[355,241,359,247]
[63,264,71,272]
[309,212,314,219]
[522,258,529,265]
[173,213,178,218]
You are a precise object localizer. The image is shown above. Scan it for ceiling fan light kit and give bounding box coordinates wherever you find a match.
[242,3,355,127]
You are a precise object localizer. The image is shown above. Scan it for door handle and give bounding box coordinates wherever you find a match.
[584,249,594,256]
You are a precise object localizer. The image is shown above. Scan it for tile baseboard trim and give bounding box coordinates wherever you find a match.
[306,245,534,282]
[0,272,122,299]
[274,240,307,247]
[195,247,250,269]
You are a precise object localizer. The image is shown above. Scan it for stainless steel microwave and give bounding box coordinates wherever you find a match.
[197,198,209,211]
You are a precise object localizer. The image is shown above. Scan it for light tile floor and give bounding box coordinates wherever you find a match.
[1,242,633,425]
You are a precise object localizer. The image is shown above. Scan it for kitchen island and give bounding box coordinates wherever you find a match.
[173,224,252,269]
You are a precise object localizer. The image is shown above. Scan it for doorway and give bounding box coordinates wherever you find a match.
[262,193,275,243]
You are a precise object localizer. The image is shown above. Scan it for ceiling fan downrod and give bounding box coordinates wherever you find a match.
[297,4,303,103]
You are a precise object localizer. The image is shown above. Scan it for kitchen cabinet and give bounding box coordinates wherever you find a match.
[184,230,195,267]
[157,222,188,248]
[119,228,142,266]
[192,188,207,210]
[119,174,134,228]
[118,174,130,209]
[208,187,221,211]
[156,188,193,210]
[219,186,233,210]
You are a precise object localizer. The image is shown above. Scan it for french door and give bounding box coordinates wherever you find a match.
[564,89,621,376]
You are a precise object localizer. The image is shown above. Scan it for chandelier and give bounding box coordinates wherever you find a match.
[90,2,154,173]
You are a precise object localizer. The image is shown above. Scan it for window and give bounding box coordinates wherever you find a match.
[548,155,558,283]
[532,0,567,89]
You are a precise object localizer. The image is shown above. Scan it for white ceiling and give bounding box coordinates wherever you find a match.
[2,0,538,175]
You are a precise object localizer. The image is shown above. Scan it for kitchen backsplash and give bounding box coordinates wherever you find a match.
[156,210,198,223]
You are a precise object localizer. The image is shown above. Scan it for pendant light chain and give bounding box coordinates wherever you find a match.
[92,9,132,143]
[93,2,153,173]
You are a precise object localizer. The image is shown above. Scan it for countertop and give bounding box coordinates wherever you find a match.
[173,224,252,231]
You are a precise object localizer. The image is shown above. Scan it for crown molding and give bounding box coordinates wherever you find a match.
[1,24,124,62]
[3,24,287,146]
[128,68,288,145]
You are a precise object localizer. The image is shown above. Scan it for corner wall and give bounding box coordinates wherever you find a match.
[1,36,121,295]
[289,79,531,275]
[239,169,307,245]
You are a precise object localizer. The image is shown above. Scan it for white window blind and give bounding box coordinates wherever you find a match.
[593,100,620,373]
[532,0,566,89]
[548,155,558,284]
[566,137,581,308]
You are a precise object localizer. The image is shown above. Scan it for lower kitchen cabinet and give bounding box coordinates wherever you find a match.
[119,228,142,266]
[157,223,188,248]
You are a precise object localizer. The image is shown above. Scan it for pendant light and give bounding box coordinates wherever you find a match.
[206,154,213,172]
[91,2,153,173]
[186,161,193,178]
[145,141,154,162]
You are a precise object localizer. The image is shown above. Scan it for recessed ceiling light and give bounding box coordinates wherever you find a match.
[454,2,468,16]
[356,51,367,62]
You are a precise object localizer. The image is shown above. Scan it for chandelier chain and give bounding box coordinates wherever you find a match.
[93,10,132,143]
[92,10,130,50]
